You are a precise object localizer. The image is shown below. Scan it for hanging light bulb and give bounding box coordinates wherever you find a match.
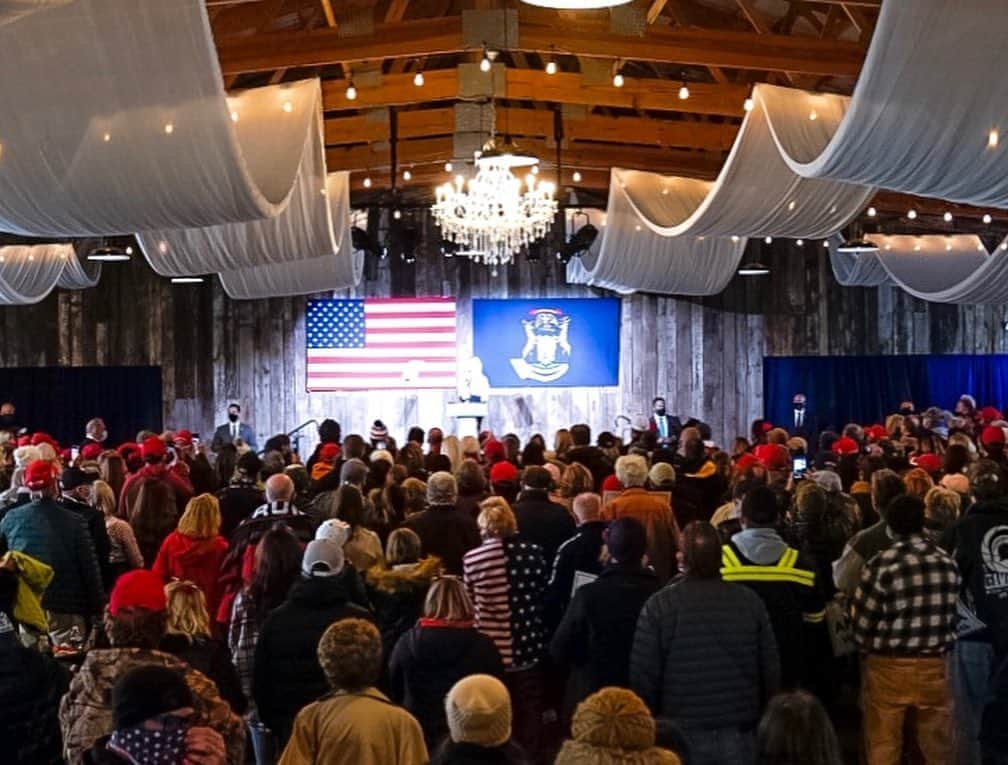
[943,211,953,223]
[393,209,402,220]
[808,109,818,121]
[281,101,293,113]
[867,206,877,217]
[403,168,412,181]
[984,213,993,224]
[413,71,425,87]
[907,209,917,220]
[989,129,999,148]
[796,239,804,246]
[613,70,625,88]
[545,59,557,75]
[444,161,453,172]
[345,80,357,100]
[678,73,689,101]
[480,46,493,72]
[822,240,830,248]
[763,236,772,244]
[743,97,754,112]
[362,176,372,189]
[572,170,582,183]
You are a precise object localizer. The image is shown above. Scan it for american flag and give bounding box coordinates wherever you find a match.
[306,298,457,390]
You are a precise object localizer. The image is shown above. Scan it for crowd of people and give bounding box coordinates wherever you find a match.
[0,398,1006,765]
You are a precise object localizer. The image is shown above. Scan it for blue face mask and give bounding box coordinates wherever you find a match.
[108,714,189,765]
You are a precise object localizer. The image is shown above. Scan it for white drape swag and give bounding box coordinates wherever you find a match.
[0,0,73,27]
[830,235,1008,304]
[0,244,98,305]
[761,0,1008,207]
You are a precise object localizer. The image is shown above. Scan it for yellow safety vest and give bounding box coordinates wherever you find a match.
[720,544,825,624]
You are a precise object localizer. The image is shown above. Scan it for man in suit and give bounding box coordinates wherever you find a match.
[647,397,681,448]
[790,393,818,447]
[211,403,257,452]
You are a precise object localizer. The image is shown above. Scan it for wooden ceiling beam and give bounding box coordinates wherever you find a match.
[216,13,865,76]
[317,68,752,117]
[324,106,740,151]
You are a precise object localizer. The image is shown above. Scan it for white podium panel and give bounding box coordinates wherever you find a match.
[446,401,488,439]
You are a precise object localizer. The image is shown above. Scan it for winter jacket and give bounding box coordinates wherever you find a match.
[216,481,264,539]
[670,460,726,526]
[119,463,193,521]
[159,633,247,715]
[59,647,244,765]
[605,488,681,584]
[940,497,1008,649]
[278,688,427,765]
[431,740,532,765]
[550,564,660,715]
[463,535,549,668]
[152,531,229,617]
[253,574,373,745]
[366,556,441,655]
[345,526,384,572]
[630,577,780,736]
[58,497,113,589]
[0,498,104,617]
[513,490,576,567]
[543,520,607,630]
[833,520,892,596]
[0,622,69,765]
[456,490,490,520]
[723,529,825,689]
[3,550,53,633]
[404,505,481,575]
[388,620,504,747]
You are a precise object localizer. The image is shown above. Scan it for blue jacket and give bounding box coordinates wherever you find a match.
[0,498,104,616]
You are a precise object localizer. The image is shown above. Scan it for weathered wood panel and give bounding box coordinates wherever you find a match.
[0,225,1006,449]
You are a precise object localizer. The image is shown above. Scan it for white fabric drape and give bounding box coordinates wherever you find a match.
[218,172,363,299]
[830,235,1008,304]
[57,241,102,289]
[762,0,1008,207]
[566,174,747,295]
[0,0,315,236]
[0,243,95,304]
[0,0,72,27]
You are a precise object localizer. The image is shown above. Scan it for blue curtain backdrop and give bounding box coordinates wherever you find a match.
[764,355,1008,432]
[0,366,163,445]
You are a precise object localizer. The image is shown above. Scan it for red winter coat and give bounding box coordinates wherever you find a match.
[152,531,229,617]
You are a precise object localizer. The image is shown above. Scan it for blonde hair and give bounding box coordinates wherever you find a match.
[92,480,117,518]
[177,493,222,538]
[615,455,649,488]
[553,428,573,457]
[924,486,961,531]
[903,468,935,501]
[558,462,593,498]
[164,580,211,640]
[461,436,480,458]
[442,435,463,473]
[402,477,428,515]
[477,497,517,538]
[386,527,422,565]
[885,413,905,438]
[423,576,475,621]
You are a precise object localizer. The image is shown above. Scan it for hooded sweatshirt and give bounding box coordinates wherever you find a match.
[151,531,228,616]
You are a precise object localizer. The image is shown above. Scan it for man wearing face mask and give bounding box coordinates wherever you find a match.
[59,467,112,591]
[81,418,108,452]
[790,393,818,448]
[647,397,681,448]
[210,403,257,453]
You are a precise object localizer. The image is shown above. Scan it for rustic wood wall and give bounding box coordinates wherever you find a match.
[1,224,1006,450]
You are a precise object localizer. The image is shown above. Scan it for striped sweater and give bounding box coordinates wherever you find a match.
[463,536,548,668]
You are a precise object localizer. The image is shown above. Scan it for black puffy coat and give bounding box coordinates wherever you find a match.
[0,629,69,764]
[159,633,247,715]
[513,490,576,568]
[253,574,373,745]
[389,622,504,747]
[365,556,441,656]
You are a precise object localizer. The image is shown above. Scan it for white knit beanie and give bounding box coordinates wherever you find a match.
[445,675,511,747]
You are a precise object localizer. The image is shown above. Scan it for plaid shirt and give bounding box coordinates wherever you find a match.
[852,534,960,655]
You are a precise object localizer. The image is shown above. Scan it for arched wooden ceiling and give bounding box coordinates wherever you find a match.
[206,0,1006,227]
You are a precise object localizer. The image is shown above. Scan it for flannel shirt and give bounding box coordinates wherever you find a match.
[852,534,959,655]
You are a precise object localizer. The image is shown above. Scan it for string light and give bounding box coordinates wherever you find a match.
[808,109,818,121]
[413,71,425,87]
[103,132,111,142]
[345,81,357,101]
[943,211,953,223]
[984,213,993,224]
[545,59,557,75]
[480,46,493,73]
[743,97,754,112]
[282,101,293,113]
[393,209,402,220]
[230,111,239,122]
[530,165,539,175]
[867,206,877,217]
[763,236,772,244]
[613,70,625,88]
[362,176,372,189]
[796,239,804,246]
[907,209,917,220]
[403,169,412,181]
[990,129,999,148]
[731,235,740,242]
[444,161,453,172]
[822,240,830,248]
[572,170,582,183]
[678,73,689,100]
[164,123,174,135]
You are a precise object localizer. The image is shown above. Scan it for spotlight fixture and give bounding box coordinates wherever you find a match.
[984,213,993,224]
[86,244,131,262]
[413,71,425,87]
[738,261,770,276]
[345,80,357,100]
[170,276,204,284]
[837,237,878,254]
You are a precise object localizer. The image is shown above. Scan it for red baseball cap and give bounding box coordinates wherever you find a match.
[489,461,518,483]
[483,439,506,463]
[172,429,193,448]
[982,425,1006,446]
[80,443,103,461]
[24,460,56,490]
[109,570,167,616]
[140,436,167,460]
[734,453,760,472]
[16,435,30,447]
[116,442,139,457]
[754,444,790,471]
[832,437,859,456]
[915,453,943,474]
[320,443,340,461]
[865,425,887,441]
[980,406,1003,425]
[30,432,56,448]
[601,473,623,493]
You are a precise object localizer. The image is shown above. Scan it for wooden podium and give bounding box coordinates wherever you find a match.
[446,401,488,439]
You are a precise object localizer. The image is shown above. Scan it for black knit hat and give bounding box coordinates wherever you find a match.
[112,665,193,729]
[607,517,647,563]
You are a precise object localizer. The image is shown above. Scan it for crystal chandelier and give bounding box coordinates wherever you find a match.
[431,102,557,269]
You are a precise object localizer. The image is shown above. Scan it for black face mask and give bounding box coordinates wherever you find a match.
[655,408,666,417]
[793,403,805,411]
[900,407,914,416]
[228,413,239,423]
[0,415,15,427]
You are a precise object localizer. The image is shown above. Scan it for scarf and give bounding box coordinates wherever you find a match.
[108,718,188,765]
